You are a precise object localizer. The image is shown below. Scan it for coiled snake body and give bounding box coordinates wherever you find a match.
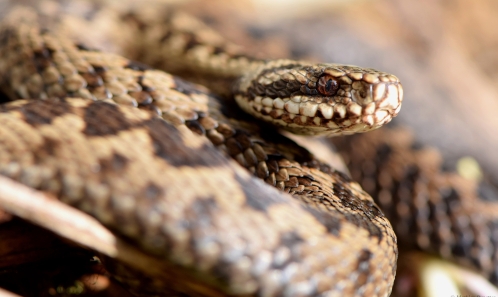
[0,3,401,296]
[0,1,495,297]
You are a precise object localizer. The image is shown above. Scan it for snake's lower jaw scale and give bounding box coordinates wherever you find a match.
[235,96,402,137]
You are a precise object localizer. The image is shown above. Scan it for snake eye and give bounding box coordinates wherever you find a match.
[317,75,339,96]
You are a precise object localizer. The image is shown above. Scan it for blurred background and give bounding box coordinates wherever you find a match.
[186,0,498,180]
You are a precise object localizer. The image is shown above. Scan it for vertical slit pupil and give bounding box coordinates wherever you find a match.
[326,79,334,92]
[318,75,339,96]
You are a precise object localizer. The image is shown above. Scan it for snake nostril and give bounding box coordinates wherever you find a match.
[317,74,339,96]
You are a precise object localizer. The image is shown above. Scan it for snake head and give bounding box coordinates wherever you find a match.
[234,60,403,136]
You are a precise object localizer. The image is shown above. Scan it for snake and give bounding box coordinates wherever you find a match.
[0,3,402,296]
[0,1,493,296]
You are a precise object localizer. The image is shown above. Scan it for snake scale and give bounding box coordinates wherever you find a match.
[0,1,495,296]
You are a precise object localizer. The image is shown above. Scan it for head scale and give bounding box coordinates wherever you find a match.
[234,60,403,137]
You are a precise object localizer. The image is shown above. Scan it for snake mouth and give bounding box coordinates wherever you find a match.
[234,62,403,137]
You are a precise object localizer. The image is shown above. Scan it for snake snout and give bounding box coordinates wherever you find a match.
[351,79,403,126]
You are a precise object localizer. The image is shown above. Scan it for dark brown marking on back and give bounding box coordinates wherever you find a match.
[172,76,205,95]
[303,206,341,236]
[358,249,373,264]
[6,99,72,126]
[355,249,373,287]
[83,101,134,136]
[100,153,129,173]
[332,182,384,239]
[142,118,225,167]
[37,137,61,160]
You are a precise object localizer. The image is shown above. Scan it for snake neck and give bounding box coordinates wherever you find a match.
[157,53,267,98]
[125,9,403,136]
[129,10,267,97]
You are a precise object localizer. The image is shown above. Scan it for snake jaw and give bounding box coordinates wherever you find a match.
[234,61,403,137]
